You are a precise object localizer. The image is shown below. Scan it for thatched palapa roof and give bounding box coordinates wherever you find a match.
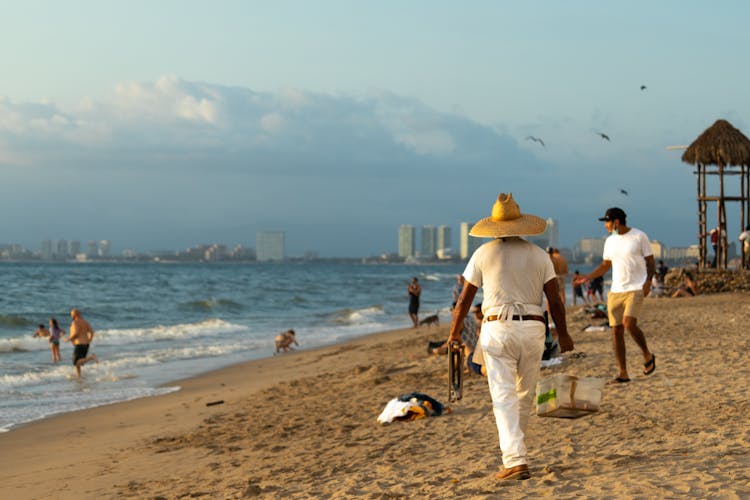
[682,119,750,167]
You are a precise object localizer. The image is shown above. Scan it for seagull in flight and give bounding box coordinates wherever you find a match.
[640,85,647,91]
[619,189,628,195]
[596,132,610,141]
[525,135,545,147]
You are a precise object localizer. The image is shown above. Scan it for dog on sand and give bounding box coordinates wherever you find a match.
[419,314,440,327]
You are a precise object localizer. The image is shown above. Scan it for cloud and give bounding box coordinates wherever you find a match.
[260,112,285,133]
[0,77,568,255]
[0,77,543,176]
[109,75,222,125]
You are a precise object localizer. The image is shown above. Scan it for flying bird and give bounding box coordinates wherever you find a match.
[525,135,545,147]
[619,189,628,196]
[640,85,647,91]
[596,132,610,141]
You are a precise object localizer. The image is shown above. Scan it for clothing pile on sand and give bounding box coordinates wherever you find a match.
[377,392,445,424]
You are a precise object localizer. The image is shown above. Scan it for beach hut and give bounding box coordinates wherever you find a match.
[682,119,750,269]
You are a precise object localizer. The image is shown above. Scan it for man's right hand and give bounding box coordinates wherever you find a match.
[572,275,588,286]
[558,333,575,353]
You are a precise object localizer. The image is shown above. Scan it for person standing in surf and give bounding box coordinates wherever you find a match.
[48,318,64,362]
[407,277,421,328]
[65,308,97,378]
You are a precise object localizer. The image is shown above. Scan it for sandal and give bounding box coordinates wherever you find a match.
[606,377,631,385]
[643,354,656,375]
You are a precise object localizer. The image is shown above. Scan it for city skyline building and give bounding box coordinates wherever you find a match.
[56,240,68,259]
[256,231,285,261]
[459,222,484,260]
[574,236,607,262]
[41,239,52,260]
[527,218,558,250]
[421,225,437,259]
[99,240,111,257]
[398,225,415,258]
[87,240,98,257]
[69,240,81,257]
[437,225,451,259]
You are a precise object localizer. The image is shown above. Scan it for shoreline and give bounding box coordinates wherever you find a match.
[0,328,406,436]
[3,293,750,498]
[2,323,416,433]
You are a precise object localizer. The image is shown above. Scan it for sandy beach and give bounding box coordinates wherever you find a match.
[2,292,749,499]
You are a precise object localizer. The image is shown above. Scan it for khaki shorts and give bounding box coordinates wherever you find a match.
[607,290,644,326]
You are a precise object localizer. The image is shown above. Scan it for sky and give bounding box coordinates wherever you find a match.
[2,1,750,257]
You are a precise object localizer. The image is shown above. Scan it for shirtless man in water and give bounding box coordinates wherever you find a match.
[66,308,97,378]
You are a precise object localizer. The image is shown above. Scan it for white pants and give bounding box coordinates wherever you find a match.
[480,319,545,468]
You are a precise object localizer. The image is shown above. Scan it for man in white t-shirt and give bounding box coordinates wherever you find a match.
[574,207,656,384]
[449,193,574,482]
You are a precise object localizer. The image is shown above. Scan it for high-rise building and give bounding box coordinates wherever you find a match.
[421,225,437,259]
[650,240,664,260]
[41,239,53,260]
[459,222,483,259]
[545,218,558,249]
[436,225,451,259]
[398,225,415,258]
[69,240,81,257]
[56,240,68,259]
[87,240,98,258]
[527,218,558,250]
[256,232,285,261]
[99,240,111,257]
[575,237,607,262]
[663,245,701,262]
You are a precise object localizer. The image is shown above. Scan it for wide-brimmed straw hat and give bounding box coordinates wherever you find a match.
[469,193,546,238]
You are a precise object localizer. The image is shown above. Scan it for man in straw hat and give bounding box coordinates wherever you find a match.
[449,193,574,482]
[574,207,656,384]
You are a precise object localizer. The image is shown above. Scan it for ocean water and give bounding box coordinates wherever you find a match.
[0,261,466,431]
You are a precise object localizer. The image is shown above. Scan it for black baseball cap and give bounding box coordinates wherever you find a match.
[598,207,626,222]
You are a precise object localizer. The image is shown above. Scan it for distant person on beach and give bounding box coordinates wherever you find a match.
[48,318,64,362]
[65,308,97,378]
[574,207,656,385]
[710,227,719,267]
[448,193,573,482]
[650,275,664,297]
[429,302,485,377]
[548,248,568,304]
[463,303,485,376]
[274,329,298,354]
[33,323,54,362]
[407,277,421,328]
[671,271,698,298]
[657,260,668,284]
[589,275,605,303]
[451,275,464,309]
[572,270,588,306]
[739,225,750,266]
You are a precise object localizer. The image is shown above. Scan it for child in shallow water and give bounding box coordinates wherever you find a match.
[274,329,299,354]
[48,318,65,363]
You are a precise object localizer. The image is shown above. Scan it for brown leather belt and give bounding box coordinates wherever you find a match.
[485,314,546,324]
